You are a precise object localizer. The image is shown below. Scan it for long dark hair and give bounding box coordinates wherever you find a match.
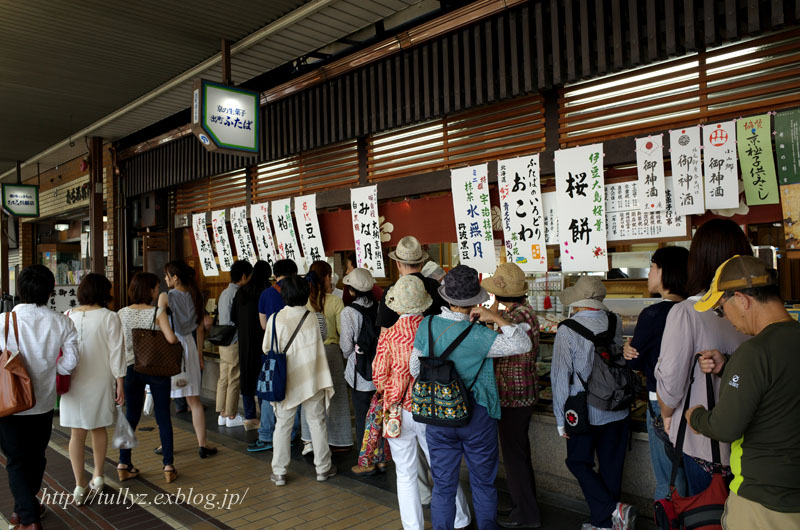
[307,260,331,313]
[686,219,753,296]
[241,260,272,300]
[164,260,204,324]
[651,246,689,298]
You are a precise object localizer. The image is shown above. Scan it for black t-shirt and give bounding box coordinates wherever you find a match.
[627,300,677,393]
[376,272,446,329]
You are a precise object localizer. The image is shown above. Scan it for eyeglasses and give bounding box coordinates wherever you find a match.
[713,296,730,318]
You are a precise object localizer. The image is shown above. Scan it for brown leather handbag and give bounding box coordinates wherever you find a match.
[132,308,183,377]
[0,312,36,417]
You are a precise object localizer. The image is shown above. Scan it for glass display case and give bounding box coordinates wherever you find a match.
[38,244,89,286]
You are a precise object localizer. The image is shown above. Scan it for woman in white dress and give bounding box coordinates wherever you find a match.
[161,261,217,458]
[60,274,126,505]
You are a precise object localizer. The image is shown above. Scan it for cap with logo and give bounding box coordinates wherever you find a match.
[694,255,775,313]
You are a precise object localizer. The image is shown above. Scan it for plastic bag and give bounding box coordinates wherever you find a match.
[143,385,153,416]
[112,405,138,449]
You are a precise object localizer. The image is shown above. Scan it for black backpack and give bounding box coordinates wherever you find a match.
[351,303,379,381]
[559,312,641,412]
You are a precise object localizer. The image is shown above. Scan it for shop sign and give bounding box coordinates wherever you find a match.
[703,121,740,209]
[497,155,547,272]
[192,213,219,277]
[542,191,560,245]
[2,184,39,217]
[554,144,608,272]
[294,194,326,264]
[211,210,235,272]
[250,202,279,268]
[451,164,497,273]
[738,114,779,205]
[65,183,90,205]
[775,109,800,185]
[191,79,259,155]
[635,135,666,212]
[271,198,307,273]
[606,177,687,241]
[669,126,705,216]
[230,206,257,265]
[48,286,78,313]
[350,185,386,278]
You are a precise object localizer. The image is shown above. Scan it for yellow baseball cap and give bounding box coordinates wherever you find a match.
[694,255,774,312]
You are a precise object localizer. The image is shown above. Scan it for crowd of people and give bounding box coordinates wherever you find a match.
[0,220,798,530]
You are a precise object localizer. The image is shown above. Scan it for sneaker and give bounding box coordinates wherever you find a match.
[247,440,272,452]
[301,441,313,455]
[611,502,637,530]
[226,415,245,428]
[316,466,337,482]
[217,415,227,426]
[270,473,286,486]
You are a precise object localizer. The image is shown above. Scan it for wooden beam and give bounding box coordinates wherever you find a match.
[90,137,104,274]
[221,39,232,85]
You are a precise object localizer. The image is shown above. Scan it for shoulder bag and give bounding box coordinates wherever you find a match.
[132,307,183,377]
[0,312,36,417]
[256,310,310,402]
[56,310,72,395]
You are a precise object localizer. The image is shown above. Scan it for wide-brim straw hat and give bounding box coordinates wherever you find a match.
[559,276,609,311]
[386,274,433,315]
[388,236,429,264]
[481,263,528,298]
[438,264,489,307]
[342,267,375,293]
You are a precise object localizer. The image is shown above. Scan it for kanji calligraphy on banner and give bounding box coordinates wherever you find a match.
[192,213,219,277]
[635,135,666,212]
[606,178,687,241]
[703,121,740,209]
[451,164,497,273]
[211,210,235,271]
[350,185,386,278]
[230,206,257,265]
[737,114,779,205]
[669,126,705,215]
[294,194,326,265]
[271,198,307,273]
[250,202,279,268]
[775,109,800,186]
[542,191,560,245]
[554,144,608,272]
[497,155,547,272]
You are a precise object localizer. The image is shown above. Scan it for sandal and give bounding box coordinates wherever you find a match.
[117,464,139,482]
[164,465,178,484]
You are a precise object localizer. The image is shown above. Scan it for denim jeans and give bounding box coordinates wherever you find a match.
[121,365,173,466]
[258,399,300,442]
[647,400,686,500]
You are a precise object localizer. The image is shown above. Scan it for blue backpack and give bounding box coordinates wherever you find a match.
[256,310,309,402]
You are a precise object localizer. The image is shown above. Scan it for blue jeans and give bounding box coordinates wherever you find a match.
[683,453,713,496]
[647,400,686,500]
[258,399,300,442]
[120,365,173,466]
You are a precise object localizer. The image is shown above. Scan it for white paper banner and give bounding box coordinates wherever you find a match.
[555,144,608,272]
[192,213,219,277]
[605,181,640,213]
[230,206,257,265]
[703,121,740,209]
[670,126,705,215]
[606,177,687,241]
[294,194,326,264]
[211,210,235,272]
[542,191,560,245]
[451,164,497,273]
[498,155,547,271]
[270,198,307,274]
[636,135,667,212]
[250,202,279,268]
[350,185,386,278]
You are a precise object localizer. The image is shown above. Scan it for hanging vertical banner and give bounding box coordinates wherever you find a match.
[294,194,326,264]
[606,178,687,241]
[270,198,307,273]
[350,185,386,278]
[192,213,219,277]
[211,210,235,272]
[738,114,779,205]
[703,121,740,209]
[635,135,666,212]
[605,182,640,212]
[229,206,257,265]
[775,109,800,185]
[555,144,608,272]
[542,191,560,245]
[451,164,497,273]
[781,184,800,250]
[670,126,705,215]
[497,155,547,271]
[250,202,279,268]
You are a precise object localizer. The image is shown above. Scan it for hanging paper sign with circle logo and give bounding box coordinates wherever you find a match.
[191,79,259,155]
[703,121,740,210]
[635,135,666,213]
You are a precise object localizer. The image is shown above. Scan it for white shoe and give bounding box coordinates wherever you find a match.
[73,484,87,506]
[218,414,227,426]
[301,441,313,456]
[89,476,104,493]
[226,414,245,428]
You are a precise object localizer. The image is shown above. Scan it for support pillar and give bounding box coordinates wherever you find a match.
[89,137,104,274]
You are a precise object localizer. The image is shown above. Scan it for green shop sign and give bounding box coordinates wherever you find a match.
[2,184,39,217]
[191,79,259,155]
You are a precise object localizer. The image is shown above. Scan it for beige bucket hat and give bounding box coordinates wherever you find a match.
[385,274,433,315]
[388,236,429,264]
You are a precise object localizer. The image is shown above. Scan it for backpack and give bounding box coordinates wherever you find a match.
[351,303,379,381]
[411,319,488,427]
[558,312,640,412]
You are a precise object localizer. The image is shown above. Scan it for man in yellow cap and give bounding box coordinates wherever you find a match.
[688,255,800,529]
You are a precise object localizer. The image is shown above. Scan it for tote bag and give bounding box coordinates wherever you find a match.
[0,312,35,417]
[256,311,309,402]
[132,307,183,377]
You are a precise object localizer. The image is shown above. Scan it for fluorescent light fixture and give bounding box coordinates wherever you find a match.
[102,216,108,222]
[54,223,69,231]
